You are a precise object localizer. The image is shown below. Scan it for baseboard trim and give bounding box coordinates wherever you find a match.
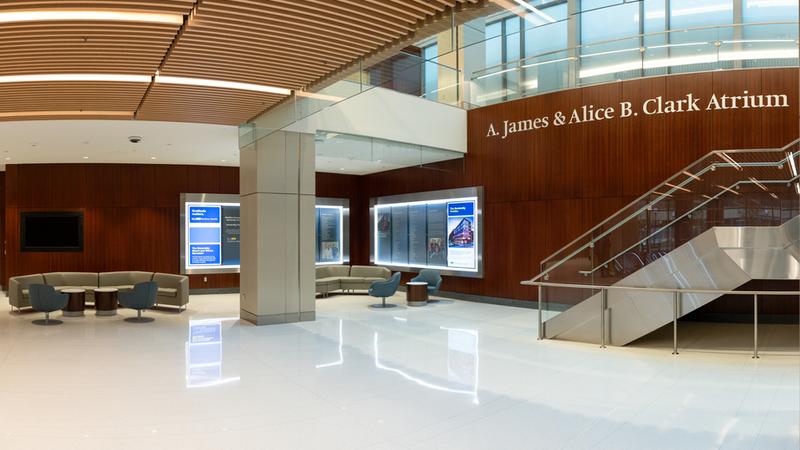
[431,290,571,312]
[240,309,315,325]
[190,288,240,295]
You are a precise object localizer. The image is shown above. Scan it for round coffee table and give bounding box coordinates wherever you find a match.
[61,288,86,317]
[94,287,119,316]
[406,282,428,307]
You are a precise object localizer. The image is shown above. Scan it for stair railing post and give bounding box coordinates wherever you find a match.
[752,293,759,359]
[672,290,679,355]
[600,288,607,349]
[537,285,543,340]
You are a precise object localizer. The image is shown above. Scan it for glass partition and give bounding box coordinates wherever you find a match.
[532,140,800,310]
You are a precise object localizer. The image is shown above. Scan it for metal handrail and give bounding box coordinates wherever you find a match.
[472,20,799,78]
[528,139,800,282]
[586,175,800,276]
[521,280,800,357]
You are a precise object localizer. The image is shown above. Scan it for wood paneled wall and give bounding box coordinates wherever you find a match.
[361,68,800,303]
[3,166,362,290]
[4,164,240,289]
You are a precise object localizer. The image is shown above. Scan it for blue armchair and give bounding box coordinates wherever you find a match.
[368,272,401,309]
[410,269,442,298]
[29,284,68,326]
[119,281,158,323]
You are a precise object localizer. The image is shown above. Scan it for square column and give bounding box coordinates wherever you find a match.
[239,130,316,325]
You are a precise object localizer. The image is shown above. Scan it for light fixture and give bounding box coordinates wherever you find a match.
[4,157,10,161]
[150,156,157,160]
[0,110,134,118]
[786,151,798,177]
[665,182,691,193]
[0,74,150,84]
[155,75,291,95]
[769,193,779,199]
[718,152,742,170]
[716,184,740,196]
[748,177,768,191]
[82,156,89,159]
[0,10,183,25]
[683,171,702,181]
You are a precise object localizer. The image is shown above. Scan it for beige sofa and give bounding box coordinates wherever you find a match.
[8,271,189,311]
[316,265,391,296]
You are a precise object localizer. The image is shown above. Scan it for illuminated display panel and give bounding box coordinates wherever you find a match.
[315,205,345,265]
[371,187,483,278]
[181,194,241,274]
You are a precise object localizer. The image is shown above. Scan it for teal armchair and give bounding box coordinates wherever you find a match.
[368,272,401,309]
[29,284,68,326]
[410,269,442,295]
[119,281,158,323]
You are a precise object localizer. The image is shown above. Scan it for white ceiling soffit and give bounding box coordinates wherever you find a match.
[0,120,461,176]
[0,120,240,167]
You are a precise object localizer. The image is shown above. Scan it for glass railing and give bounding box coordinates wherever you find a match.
[527,139,800,309]
[239,51,462,150]
[471,22,799,107]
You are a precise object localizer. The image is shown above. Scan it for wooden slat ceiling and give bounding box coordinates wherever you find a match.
[0,0,482,125]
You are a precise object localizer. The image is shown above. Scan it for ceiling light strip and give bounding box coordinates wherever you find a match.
[0,110,133,118]
[0,74,151,84]
[0,10,183,25]
[0,73,292,96]
[155,75,291,95]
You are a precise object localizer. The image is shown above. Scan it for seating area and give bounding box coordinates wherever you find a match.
[315,265,391,297]
[8,271,188,311]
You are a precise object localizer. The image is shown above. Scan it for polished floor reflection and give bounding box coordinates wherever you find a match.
[0,293,797,449]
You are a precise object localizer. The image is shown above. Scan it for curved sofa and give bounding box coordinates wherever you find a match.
[316,265,390,296]
[8,271,188,311]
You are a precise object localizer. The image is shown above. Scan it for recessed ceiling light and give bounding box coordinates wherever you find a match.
[155,75,291,95]
[4,157,10,161]
[0,10,183,25]
[339,167,345,171]
[82,156,89,159]
[221,159,227,162]
[150,156,156,160]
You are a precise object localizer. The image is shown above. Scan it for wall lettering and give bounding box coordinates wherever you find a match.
[486,90,790,140]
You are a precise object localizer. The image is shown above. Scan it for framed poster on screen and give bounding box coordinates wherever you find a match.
[370,187,483,278]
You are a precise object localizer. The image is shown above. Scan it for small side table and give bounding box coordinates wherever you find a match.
[94,287,119,316]
[61,288,86,317]
[406,282,428,307]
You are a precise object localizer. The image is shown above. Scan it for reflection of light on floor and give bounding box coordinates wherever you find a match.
[315,319,344,368]
[185,317,240,388]
[373,330,480,404]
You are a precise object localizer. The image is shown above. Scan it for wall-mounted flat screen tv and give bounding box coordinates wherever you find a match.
[21,211,84,252]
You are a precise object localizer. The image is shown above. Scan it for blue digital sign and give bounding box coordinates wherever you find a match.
[447,202,474,217]
[189,206,221,224]
[189,227,220,244]
[189,244,221,265]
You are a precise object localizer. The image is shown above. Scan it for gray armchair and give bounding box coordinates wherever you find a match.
[29,284,68,326]
[410,269,442,296]
[368,272,401,309]
[119,281,158,323]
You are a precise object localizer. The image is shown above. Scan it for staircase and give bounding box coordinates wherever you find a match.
[525,140,800,346]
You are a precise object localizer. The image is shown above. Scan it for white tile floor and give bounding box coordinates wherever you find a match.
[0,293,797,450]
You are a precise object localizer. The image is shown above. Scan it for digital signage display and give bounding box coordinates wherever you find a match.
[316,205,345,265]
[373,188,481,276]
[182,194,349,273]
[184,201,241,273]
